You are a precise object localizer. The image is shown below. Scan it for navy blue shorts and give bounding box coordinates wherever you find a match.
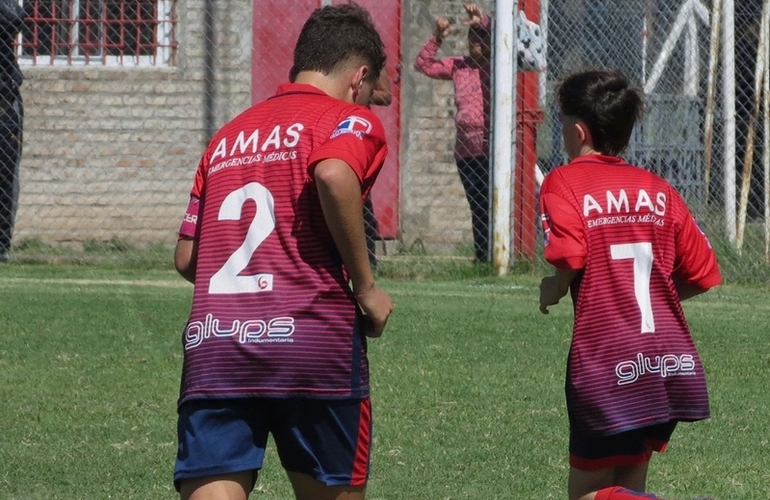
[569,421,678,470]
[174,397,372,489]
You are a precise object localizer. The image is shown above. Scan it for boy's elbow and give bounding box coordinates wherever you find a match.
[674,279,710,301]
[175,238,197,283]
[175,262,196,284]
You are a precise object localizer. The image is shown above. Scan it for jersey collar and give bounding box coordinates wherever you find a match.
[273,83,330,98]
[569,154,624,166]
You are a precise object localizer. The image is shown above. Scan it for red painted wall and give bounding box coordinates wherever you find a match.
[515,0,543,260]
[251,0,401,239]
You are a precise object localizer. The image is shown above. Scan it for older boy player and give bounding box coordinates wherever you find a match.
[539,69,720,500]
[173,5,393,500]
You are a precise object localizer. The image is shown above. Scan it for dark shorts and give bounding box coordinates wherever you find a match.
[174,397,372,489]
[569,421,678,471]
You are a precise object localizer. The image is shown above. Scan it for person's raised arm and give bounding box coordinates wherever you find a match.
[433,16,452,41]
[463,4,483,26]
[314,159,393,337]
[414,16,454,79]
[463,3,492,31]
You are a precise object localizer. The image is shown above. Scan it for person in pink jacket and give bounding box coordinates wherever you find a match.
[414,3,491,262]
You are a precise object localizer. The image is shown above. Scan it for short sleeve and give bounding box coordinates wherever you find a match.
[673,200,721,289]
[178,150,209,239]
[307,107,388,197]
[540,172,587,270]
[189,154,208,199]
[178,196,201,239]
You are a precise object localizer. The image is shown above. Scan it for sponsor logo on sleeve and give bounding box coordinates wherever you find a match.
[693,217,713,248]
[330,115,372,140]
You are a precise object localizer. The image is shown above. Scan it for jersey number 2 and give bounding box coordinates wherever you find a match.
[209,182,276,294]
[610,242,655,333]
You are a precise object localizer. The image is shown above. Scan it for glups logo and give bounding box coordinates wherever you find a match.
[615,352,696,386]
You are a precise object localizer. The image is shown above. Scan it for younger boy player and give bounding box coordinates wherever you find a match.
[173,4,393,500]
[539,69,720,500]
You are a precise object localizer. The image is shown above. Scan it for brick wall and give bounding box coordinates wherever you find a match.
[14,0,484,256]
[15,0,252,246]
[399,0,493,255]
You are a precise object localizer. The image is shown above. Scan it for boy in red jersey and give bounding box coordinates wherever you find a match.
[538,69,720,500]
[173,4,393,500]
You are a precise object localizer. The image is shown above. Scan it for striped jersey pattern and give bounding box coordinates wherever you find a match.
[540,155,721,435]
[178,83,387,405]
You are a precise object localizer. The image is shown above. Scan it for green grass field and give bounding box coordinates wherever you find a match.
[0,263,768,499]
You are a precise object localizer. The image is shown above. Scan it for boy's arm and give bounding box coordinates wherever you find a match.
[314,158,393,337]
[174,194,202,284]
[673,278,709,301]
[672,205,721,295]
[539,267,579,314]
[175,238,197,284]
[538,173,586,314]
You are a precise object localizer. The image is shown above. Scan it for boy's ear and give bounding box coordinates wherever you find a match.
[350,64,371,102]
[575,121,592,146]
[352,65,370,90]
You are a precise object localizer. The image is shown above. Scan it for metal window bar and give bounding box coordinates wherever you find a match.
[15,0,177,66]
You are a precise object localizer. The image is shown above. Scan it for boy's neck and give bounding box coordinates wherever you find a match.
[570,149,604,162]
[294,71,350,103]
[579,145,600,157]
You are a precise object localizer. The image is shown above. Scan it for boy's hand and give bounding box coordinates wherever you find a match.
[539,275,569,314]
[355,284,394,338]
[434,16,452,40]
[463,3,484,26]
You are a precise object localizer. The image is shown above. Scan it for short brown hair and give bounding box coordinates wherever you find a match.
[556,69,645,156]
[291,3,386,84]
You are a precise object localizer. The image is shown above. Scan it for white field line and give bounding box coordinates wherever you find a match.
[0,277,190,288]
[0,279,757,312]
[0,277,532,297]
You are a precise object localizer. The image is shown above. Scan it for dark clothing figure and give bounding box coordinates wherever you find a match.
[414,5,492,262]
[456,156,490,262]
[0,0,24,259]
[363,195,378,269]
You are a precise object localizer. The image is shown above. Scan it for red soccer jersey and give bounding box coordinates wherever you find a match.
[177,83,387,404]
[540,155,721,435]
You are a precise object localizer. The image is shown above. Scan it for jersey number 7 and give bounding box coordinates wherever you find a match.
[611,242,655,333]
